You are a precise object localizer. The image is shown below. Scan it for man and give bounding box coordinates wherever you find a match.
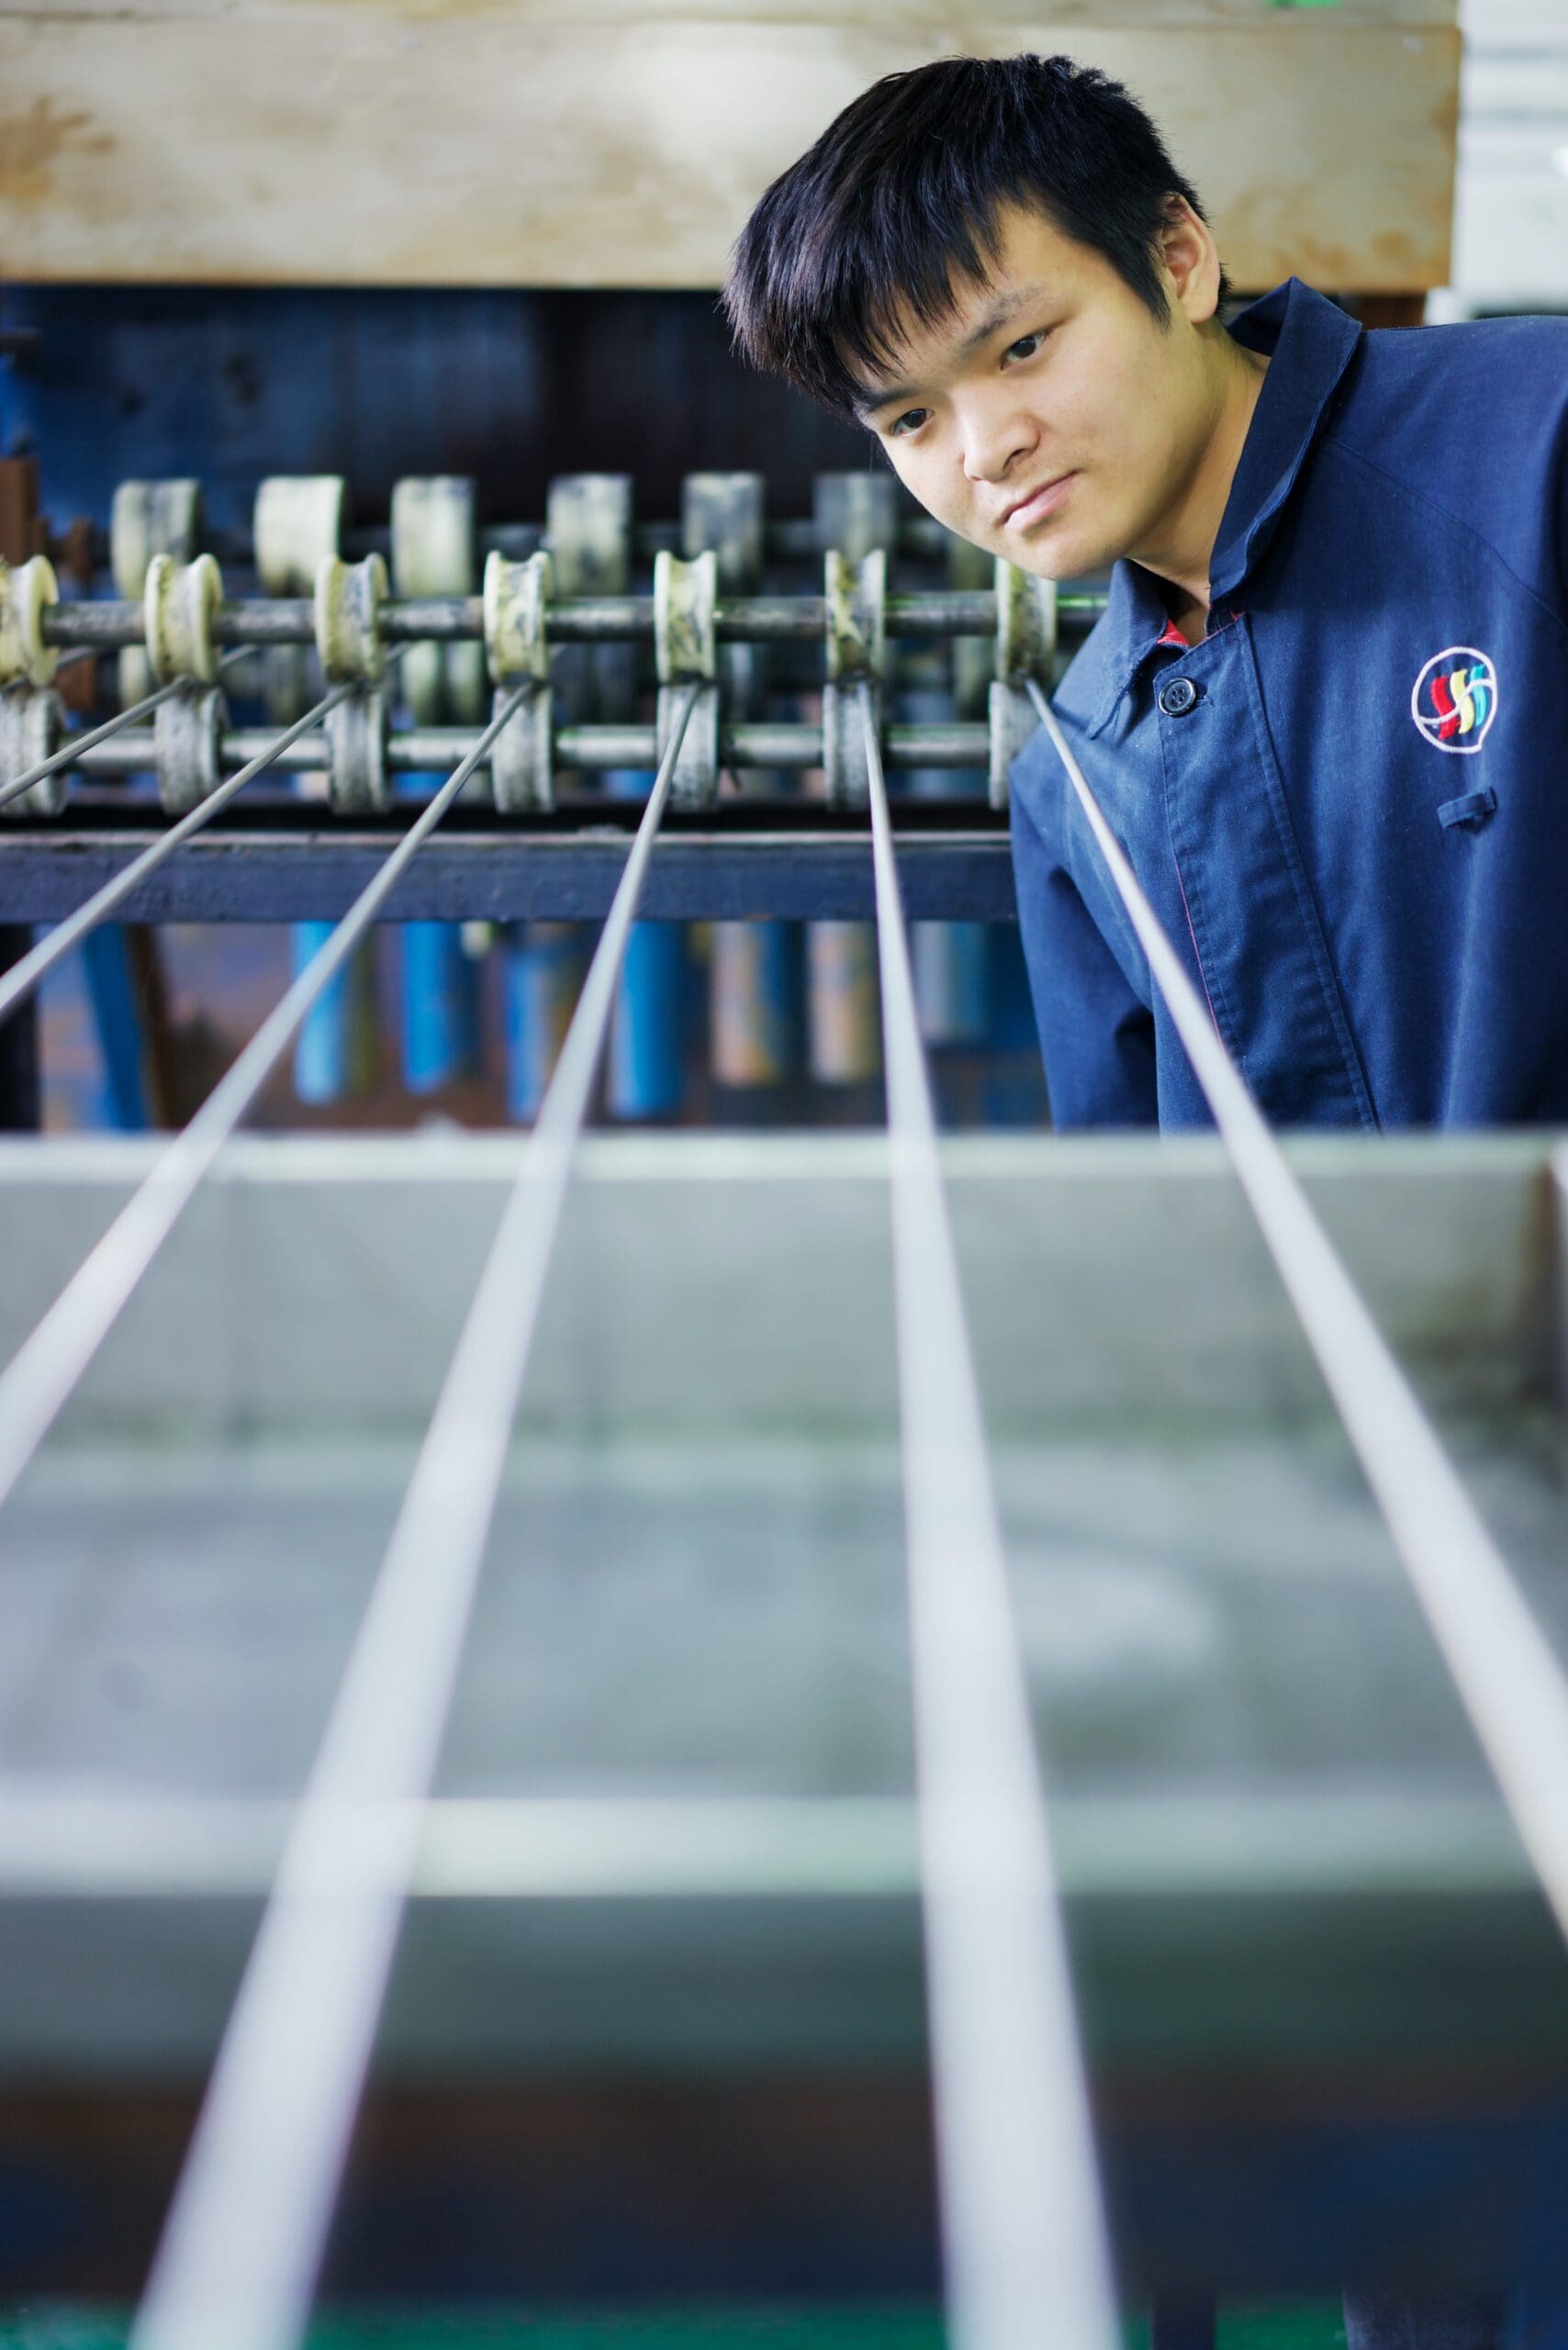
[724,50,1568,1139]
[722,48,1565,2350]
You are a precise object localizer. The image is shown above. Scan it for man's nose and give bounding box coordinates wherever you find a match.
[960,396,1037,486]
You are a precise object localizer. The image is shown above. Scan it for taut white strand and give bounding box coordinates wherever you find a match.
[0,663,369,1028]
[0,649,249,812]
[1027,672,1568,1947]
[860,679,1120,2350]
[0,672,524,1516]
[129,684,702,2350]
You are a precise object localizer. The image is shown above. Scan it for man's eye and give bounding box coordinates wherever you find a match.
[888,408,930,439]
[1004,330,1047,363]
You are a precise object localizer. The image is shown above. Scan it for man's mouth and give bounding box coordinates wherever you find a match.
[999,474,1076,532]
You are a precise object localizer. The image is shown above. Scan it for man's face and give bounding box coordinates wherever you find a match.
[853,202,1223,582]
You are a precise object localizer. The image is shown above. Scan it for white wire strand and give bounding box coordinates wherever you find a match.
[0,673,526,1517]
[0,649,249,814]
[128,683,701,2350]
[0,662,372,1031]
[860,680,1120,2350]
[1026,672,1568,1947]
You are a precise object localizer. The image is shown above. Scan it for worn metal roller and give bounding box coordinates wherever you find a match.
[0,556,59,690]
[143,554,222,685]
[0,685,65,819]
[392,477,486,727]
[110,480,201,710]
[154,686,228,815]
[546,473,634,728]
[254,476,345,722]
[483,548,554,812]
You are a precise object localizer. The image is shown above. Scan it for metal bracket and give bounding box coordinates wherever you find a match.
[325,688,390,813]
[0,686,64,817]
[155,685,228,815]
[823,548,886,810]
[144,554,222,685]
[315,554,386,685]
[988,561,1058,811]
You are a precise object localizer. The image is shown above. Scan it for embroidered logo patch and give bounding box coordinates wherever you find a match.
[1411,647,1497,755]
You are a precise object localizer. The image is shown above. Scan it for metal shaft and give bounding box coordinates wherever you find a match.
[125,683,703,2350]
[41,588,1106,653]
[61,719,993,781]
[859,677,1119,2350]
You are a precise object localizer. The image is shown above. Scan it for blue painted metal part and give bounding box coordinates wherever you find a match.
[79,927,150,1131]
[897,688,991,1052]
[711,919,798,1089]
[502,922,582,1122]
[609,918,687,1122]
[398,775,478,1094]
[0,829,1019,926]
[604,769,685,1122]
[912,922,991,1049]
[292,918,378,1105]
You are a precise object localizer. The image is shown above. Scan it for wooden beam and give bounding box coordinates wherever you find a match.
[0,17,1458,290]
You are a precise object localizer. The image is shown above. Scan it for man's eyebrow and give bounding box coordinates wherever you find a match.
[853,379,918,423]
[956,282,1050,357]
[851,284,1054,422]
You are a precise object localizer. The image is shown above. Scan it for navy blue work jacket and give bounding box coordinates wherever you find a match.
[1009,278,1568,1130]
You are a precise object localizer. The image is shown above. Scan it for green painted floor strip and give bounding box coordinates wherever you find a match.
[0,2307,1347,2348]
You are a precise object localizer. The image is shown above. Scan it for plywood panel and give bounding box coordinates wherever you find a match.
[0,17,1458,288]
[0,0,1460,17]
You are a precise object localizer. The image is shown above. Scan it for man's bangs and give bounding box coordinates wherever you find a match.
[722,54,1215,417]
[823,190,1006,416]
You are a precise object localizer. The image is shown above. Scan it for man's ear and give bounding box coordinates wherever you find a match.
[1158,197,1222,328]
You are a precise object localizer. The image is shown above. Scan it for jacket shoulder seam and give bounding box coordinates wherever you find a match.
[1318,435,1568,655]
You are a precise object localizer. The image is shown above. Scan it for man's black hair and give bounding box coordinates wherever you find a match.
[722,52,1227,420]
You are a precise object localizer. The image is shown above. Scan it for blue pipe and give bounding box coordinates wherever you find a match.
[293,920,376,1105]
[80,927,150,1131]
[398,775,478,1094]
[502,922,582,1122]
[604,769,686,1122]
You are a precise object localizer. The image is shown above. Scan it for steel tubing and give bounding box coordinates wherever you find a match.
[858,677,1119,2350]
[0,675,531,1520]
[127,684,705,2350]
[43,589,1106,654]
[62,720,992,781]
[1025,672,1568,1964]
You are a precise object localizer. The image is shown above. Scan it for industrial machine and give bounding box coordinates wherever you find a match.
[10,4,1558,2345]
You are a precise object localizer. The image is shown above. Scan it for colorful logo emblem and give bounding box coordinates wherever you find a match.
[1411,646,1497,755]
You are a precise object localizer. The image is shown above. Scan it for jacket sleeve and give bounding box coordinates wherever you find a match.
[1009,769,1159,1129]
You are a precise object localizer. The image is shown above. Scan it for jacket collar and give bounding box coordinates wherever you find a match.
[1083,278,1362,737]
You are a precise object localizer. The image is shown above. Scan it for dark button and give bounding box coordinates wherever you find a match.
[1159,675,1199,717]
